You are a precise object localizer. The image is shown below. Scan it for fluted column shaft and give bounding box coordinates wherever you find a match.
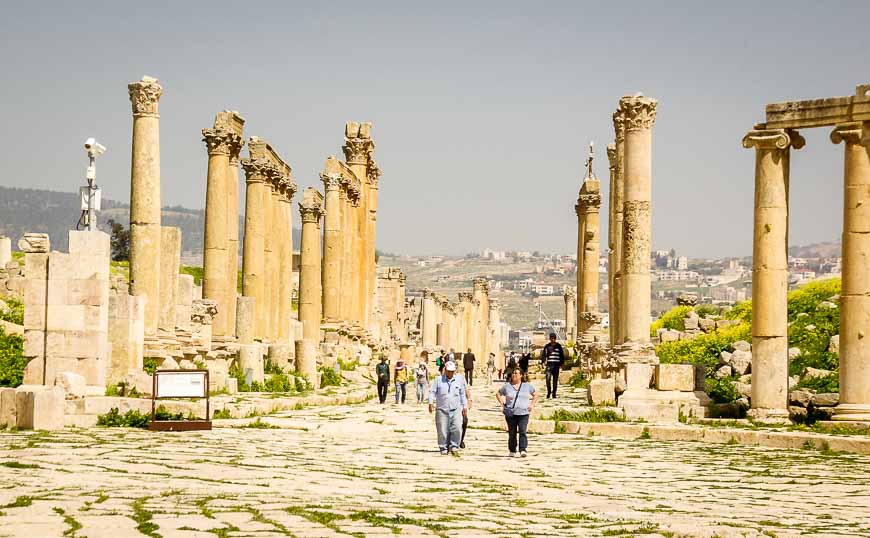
[564,291,576,341]
[128,76,163,335]
[489,302,501,370]
[202,128,231,337]
[339,185,352,322]
[833,123,870,421]
[321,171,343,321]
[619,96,656,345]
[744,128,803,419]
[262,179,275,340]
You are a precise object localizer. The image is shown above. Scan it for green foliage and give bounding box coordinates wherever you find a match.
[104,381,141,398]
[705,377,739,404]
[96,406,185,428]
[295,376,311,393]
[319,366,342,388]
[787,278,840,321]
[694,304,721,319]
[262,371,294,393]
[549,408,625,423]
[795,372,840,393]
[656,323,751,373]
[143,357,159,375]
[212,408,232,419]
[180,266,204,286]
[0,297,24,325]
[241,417,279,429]
[107,218,130,261]
[263,358,283,375]
[567,370,590,389]
[724,300,752,323]
[337,357,359,371]
[649,305,691,337]
[0,328,26,388]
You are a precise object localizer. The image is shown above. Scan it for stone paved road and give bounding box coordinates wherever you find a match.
[1,382,869,538]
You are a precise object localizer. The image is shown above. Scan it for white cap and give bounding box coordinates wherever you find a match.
[445,361,457,371]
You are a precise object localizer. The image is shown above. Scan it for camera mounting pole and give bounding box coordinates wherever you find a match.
[81,138,106,231]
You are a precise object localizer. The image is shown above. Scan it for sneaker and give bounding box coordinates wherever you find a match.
[459,442,466,449]
[440,449,448,456]
[510,452,519,458]
[520,450,528,458]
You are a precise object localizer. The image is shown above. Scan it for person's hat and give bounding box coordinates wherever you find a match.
[445,361,457,371]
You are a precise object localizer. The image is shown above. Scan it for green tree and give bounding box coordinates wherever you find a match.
[107,219,130,262]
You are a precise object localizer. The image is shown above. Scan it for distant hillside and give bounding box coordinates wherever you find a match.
[0,186,300,255]
[788,241,841,258]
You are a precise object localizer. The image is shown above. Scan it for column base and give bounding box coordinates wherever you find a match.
[832,403,870,422]
[746,407,791,424]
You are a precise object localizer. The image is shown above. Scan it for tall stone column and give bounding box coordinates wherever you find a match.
[158,226,181,332]
[297,188,324,385]
[338,179,352,322]
[579,180,603,340]
[277,176,297,342]
[742,127,804,421]
[619,95,656,346]
[269,177,283,341]
[611,111,626,345]
[127,76,163,335]
[459,292,472,353]
[489,300,502,370]
[564,288,576,341]
[606,143,618,343]
[421,289,436,348]
[472,278,489,359]
[832,124,870,421]
[367,161,381,333]
[225,128,244,338]
[241,157,274,340]
[262,177,276,341]
[347,184,361,327]
[202,126,233,337]
[343,122,374,330]
[321,159,343,322]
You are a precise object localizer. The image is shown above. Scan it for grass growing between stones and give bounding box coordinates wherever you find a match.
[131,497,160,537]
[239,418,279,429]
[52,507,83,537]
[0,461,41,469]
[349,509,449,536]
[549,408,625,423]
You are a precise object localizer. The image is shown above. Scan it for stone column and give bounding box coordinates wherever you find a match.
[262,177,276,341]
[421,289,436,348]
[611,111,626,345]
[564,288,576,341]
[472,278,489,358]
[297,188,324,386]
[127,76,163,335]
[346,184,361,327]
[158,226,181,332]
[201,126,232,337]
[606,143,618,343]
[277,176,297,343]
[832,124,870,421]
[579,181,603,339]
[343,122,373,330]
[269,177,284,341]
[618,95,656,346]
[367,161,381,333]
[489,300,502,371]
[225,122,244,339]
[321,160,343,322]
[742,127,804,421]
[459,292,473,354]
[241,157,275,340]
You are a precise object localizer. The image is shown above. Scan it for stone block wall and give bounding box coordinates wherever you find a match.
[21,231,111,388]
[108,291,146,384]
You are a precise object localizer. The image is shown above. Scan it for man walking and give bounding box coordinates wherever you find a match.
[463,348,475,386]
[541,333,565,399]
[428,361,468,455]
[375,355,390,404]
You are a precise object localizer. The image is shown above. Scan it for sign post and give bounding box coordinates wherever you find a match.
[149,369,212,431]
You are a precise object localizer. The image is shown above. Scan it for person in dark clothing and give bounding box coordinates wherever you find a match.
[518,353,530,375]
[463,349,475,386]
[505,355,518,381]
[541,333,565,398]
[375,356,390,404]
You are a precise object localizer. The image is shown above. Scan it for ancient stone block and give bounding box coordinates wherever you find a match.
[732,340,751,352]
[730,350,752,375]
[0,387,17,428]
[55,371,87,399]
[238,344,265,384]
[812,393,839,407]
[624,363,652,390]
[655,364,694,391]
[789,389,813,408]
[587,378,616,405]
[18,233,49,253]
[15,385,65,430]
[0,237,10,268]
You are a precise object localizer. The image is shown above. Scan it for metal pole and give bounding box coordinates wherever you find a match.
[87,154,96,231]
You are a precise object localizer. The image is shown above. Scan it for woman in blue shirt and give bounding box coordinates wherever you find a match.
[495,369,539,457]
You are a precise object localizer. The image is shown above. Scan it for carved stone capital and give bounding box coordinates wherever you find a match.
[202,128,233,155]
[458,292,473,303]
[367,161,381,187]
[578,193,602,211]
[580,311,603,324]
[228,133,245,161]
[606,143,617,171]
[241,158,277,184]
[831,123,863,145]
[473,277,489,292]
[564,288,576,302]
[619,95,658,131]
[321,172,343,192]
[612,110,626,142]
[343,137,373,165]
[191,299,218,325]
[742,128,805,151]
[277,176,298,201]
[422,288,435,299]
[128,76,163,117]
[299,199,324,224]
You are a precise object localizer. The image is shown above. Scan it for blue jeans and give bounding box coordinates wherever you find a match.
[416,382,428,403]
[505,413,530,453]
[435,408,463,451]
[395,382,406,403]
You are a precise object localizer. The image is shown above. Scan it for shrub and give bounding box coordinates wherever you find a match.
[705,377,739,404]
[96,408,149,428]
[549,408,625,422]
[337,357,359,371]
[0,328,26,388]
[143,357,159,375]
[264,358,283,375]
[319,366,342,388]
[724,299,752,323]
[294,376,311,393]
[656,322,751,373]
[0,297,24,326]
[262,371,294,393]
[179,266,204,286]
[567,371,590,389]
[694,304,720,319]
[649,305,692,337]
[795,372,840,393]
[787,278,840,322]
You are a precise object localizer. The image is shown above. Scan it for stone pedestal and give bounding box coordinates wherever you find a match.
[743,128,804,421]
[832,123,870,421]
[236,296,256,345]
[127,76,163,335]
[238,343,264,385]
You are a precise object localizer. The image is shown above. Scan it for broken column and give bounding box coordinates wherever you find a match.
[296,188,324,387]
[421,288,436,348]
[742,127,804,421]
[157,226,180,333]
[127,75,163,334]
[564,288,576,341]
[832,123,870,421]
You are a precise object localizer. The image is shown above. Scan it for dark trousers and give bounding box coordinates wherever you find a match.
[465,369,473,386]
[546,368,559,398]
[461,414,468,445]
[506,414,529,453]
[377,379,389,403]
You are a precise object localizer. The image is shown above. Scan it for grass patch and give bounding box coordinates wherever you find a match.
[2,495,34,508]
[240,418,279,429]
[549,408,625,423]
[285,505,343,530]
[131,497,160,537]
[212,409,232,420]
[349,509,447,534]
[52,507,83,537]
[0,461,40,469]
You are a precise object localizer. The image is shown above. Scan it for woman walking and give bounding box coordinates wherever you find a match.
[415,352,430,404]
[495,368,538,457]
[394,360,409,404]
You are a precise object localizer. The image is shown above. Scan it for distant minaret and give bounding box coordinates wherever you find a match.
[584,141,596,181]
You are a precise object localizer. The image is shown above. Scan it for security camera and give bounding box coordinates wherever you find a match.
[84,137,106,156]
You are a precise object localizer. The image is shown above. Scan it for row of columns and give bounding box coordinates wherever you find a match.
[420,281,499,365]
[744,122,870,421]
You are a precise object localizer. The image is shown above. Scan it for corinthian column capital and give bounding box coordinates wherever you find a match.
[831,123,863,145]
[321,172,343,191]
[128,76,163,117]
[606,143,617,171]
[202,128,233,155]
[299,198,324,224]
[579,192,602,210]
[343,135,374,165]
[367,161,381,187]
[612,110,626,142]
[422,288,435,299]
[619,95,658,131]
[742,128,805,150]
[241,158,277,184]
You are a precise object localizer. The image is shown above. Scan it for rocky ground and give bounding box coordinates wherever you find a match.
[1,382,868,538]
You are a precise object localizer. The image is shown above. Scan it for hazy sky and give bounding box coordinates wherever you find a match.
[1,2,868,258]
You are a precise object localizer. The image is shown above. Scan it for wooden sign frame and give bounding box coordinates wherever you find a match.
[148,369,212,431]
